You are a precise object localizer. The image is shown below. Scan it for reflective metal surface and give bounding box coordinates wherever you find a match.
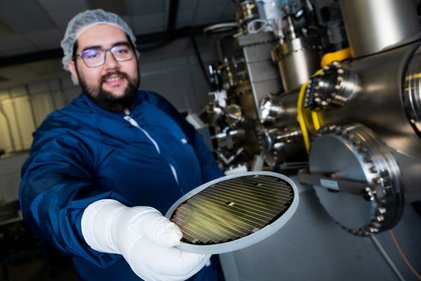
[308,124,404,235]
[307,41,421,204]
[403,45,421,134]
[272,36,322,92]
[204,0,421,237]
[305,61,359,110]
[339,0,419,57]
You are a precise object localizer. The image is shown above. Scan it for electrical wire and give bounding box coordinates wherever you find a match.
[203,22,240,34]
[300,48,354,139]
[247,19,270,34]
[370,235,406,281]
[297,80,311,152]
[311,110,321,131]
[296,69,323,152]
[389,230,421,280]
[320,47,352,68]
[190,35,212,91]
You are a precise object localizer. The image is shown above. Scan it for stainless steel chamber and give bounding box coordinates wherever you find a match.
[204,0,421,236]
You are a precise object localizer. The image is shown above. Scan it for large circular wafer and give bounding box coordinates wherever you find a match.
[166,171,299,254]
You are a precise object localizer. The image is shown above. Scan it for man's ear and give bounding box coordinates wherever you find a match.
[68,60,79,85]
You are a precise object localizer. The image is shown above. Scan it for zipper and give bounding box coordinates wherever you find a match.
[124,115,160,153]
[124,115,179,185]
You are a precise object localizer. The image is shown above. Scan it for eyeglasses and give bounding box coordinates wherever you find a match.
[74,42,135,68]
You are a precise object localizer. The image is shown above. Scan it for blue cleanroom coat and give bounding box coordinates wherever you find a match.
[19,90,225,281]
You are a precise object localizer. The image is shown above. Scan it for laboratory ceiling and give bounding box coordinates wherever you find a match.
[0,0,237,88]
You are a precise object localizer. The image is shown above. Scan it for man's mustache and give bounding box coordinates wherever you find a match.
[100,71,129,83]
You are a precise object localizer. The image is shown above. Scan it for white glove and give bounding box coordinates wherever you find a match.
[81,199,211,281]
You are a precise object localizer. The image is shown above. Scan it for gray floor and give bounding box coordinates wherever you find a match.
[220,182,421,281]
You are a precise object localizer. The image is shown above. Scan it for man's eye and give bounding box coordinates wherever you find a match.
[82,49,100,59]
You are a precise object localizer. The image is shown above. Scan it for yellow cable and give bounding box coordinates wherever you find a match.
[311,111,321,131]
[297,49,352,152]
[321,47,352,67]
[297,69,324,152]
[297,80,311,152]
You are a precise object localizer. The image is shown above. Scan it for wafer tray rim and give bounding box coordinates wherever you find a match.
[165,171,299,254]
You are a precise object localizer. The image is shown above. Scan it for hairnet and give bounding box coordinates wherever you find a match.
[60,9,137,71]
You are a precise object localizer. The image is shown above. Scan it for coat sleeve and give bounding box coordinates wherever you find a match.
[18,113,126,268]
[143,91,224,182]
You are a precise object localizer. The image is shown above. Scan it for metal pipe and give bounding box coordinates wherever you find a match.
[339,0,420,57]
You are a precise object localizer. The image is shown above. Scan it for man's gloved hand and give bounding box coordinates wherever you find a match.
[81,199,210,281]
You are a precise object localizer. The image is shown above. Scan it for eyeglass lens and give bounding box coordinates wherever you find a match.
[80,43,133,67]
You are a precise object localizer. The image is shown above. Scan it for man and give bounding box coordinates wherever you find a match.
[19,9,225,281]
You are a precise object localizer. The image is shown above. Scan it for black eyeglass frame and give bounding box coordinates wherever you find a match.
[73,42,135,68]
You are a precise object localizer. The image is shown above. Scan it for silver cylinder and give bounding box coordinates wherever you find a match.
[272,37,322,92]
[339,0,420,57]
[316,39,421,202]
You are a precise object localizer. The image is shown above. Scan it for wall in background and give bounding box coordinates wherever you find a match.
[0,78,73,154]
[0,33,220,155]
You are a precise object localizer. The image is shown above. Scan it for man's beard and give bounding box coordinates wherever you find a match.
[78,70,140,112]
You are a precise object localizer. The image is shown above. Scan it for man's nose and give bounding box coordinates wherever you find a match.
[103,50,119,68]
